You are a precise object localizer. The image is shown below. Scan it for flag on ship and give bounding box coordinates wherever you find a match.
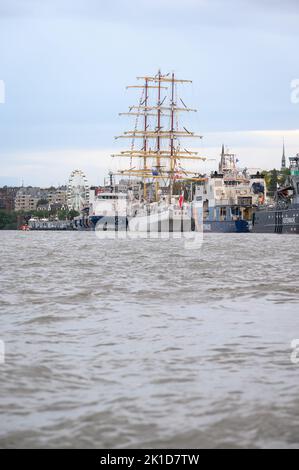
[179,191,184,208]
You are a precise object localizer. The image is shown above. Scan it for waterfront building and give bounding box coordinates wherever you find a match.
[47,187,67,206]
[14,193,39,211]
[0,186,20,211]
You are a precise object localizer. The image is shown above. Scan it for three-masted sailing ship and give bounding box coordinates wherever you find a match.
[113,70,207,232]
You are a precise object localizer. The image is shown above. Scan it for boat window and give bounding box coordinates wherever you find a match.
[231,207,241,216]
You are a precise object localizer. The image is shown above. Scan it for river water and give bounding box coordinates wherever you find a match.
[0,231,299,448]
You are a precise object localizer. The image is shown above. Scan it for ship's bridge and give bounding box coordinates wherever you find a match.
[96,192,128,200]
[290,155,299,175]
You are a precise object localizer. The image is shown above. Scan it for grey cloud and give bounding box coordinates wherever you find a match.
[1,0,298,24]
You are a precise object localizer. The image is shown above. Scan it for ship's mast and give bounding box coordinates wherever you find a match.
[156,70,162,201]
[113,71,206,200]
[143,78,149,200]
[169,72,175,202]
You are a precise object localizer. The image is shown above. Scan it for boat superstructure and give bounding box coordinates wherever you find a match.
[73,191,134,231]
[252,155,299,233]
[194,148,266,232]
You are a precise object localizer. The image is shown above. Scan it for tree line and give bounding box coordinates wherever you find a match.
[0,208,79,230]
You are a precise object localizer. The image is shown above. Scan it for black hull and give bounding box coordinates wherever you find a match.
[90,215,128,231]
[73,215,128,231]
[252,206,299,234]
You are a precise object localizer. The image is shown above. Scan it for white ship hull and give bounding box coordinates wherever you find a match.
[129,206,192,232]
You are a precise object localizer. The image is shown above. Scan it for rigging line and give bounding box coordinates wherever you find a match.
[130,87,145,174]
[175,83,179,133]
[180,97,187,108]
[160,96,166,106]
[175,83,179,160]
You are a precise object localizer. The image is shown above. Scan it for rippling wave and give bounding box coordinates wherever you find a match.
[0,231,299,448]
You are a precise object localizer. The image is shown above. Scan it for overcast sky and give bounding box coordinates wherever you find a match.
[0,0,299,186]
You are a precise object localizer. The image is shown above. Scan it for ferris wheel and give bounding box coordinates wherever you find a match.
[67,169,89,211]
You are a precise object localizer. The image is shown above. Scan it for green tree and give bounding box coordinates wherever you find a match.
[278,168,291,186]
[0,210,18,230]
[57,208,69,220]
[68,209,79,220]
[37,198,49,206]
[266,169,278,195]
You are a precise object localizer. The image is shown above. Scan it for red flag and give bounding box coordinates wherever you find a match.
[178,191,184,208]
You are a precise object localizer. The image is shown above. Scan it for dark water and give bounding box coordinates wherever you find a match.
[0,231,299,448]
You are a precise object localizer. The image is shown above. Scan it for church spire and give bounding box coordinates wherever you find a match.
[281,139,286,170]
[219,144,225,173]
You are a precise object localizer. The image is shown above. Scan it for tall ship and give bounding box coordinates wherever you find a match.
[193,147,266,232]
[73,70,208,232]
[252,155,299,234]
[114,70,207,232]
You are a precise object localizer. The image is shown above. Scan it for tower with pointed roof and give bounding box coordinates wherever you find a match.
[281,140,286,170]
[219,144,225,173]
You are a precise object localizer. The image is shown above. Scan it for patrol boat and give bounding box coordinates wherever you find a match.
[252,155,299,234]
[72,190,132,231]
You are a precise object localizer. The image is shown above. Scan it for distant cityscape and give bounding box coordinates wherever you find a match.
[0,143,292,233]
[0,185,68,213]
[0,177,139,213]
[0,142,290,213]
